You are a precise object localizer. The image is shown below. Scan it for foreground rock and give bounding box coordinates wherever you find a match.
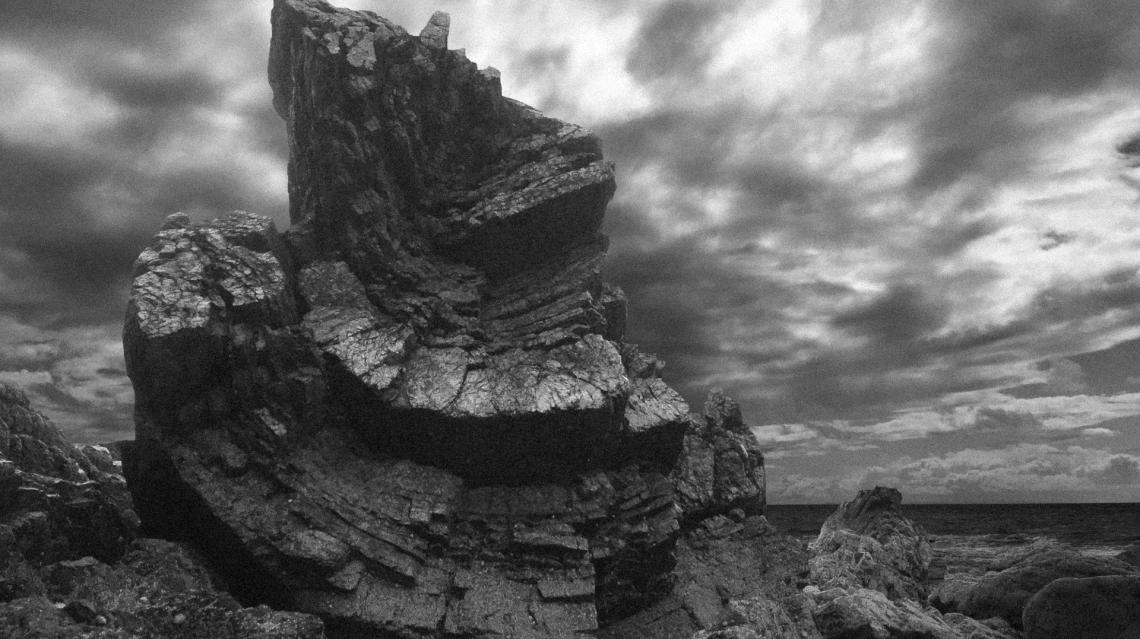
[810,587,959,639]
[122,2,764,636]
[800,487,1018,639]
[809,486,932,601]
[0,384,325,638]
[0,383,137,566]
[601,515,815,639]
[1,539,325,639]
[930,538,1137,628]
[1021,575,1140,639]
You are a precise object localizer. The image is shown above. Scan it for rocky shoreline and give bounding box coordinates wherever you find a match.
[4,390,1138,637]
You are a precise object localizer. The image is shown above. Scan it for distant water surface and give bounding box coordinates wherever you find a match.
[766,502,1140,575]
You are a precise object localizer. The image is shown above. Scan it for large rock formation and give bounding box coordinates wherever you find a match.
[122,1,764,637]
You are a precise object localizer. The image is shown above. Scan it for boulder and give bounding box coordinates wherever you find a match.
[810,587,958,639]
[122,2,765,637]
[808,486,932,601]
[931,538,1137,628]
[0,383,138,565]
[1021,575,1140,639]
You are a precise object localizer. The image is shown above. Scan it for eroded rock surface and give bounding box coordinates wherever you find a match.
[808,486,932,601]
[0,383,138,567]
[0,384,325,638]
[930,538,1138,628]
[123,2,765,637]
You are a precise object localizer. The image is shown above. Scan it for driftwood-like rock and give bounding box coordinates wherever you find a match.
[122,2,765,637]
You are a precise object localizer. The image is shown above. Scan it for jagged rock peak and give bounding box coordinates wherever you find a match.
[122,2,765,637]
[419,10,450,49]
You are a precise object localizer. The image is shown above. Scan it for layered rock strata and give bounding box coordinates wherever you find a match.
[123,2,764,637]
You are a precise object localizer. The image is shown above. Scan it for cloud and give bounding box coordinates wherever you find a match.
[911,0,1140,196]
[625,0,741,82]
[0,318,133,443]
[1098,455,1140,485]
[0,2,288,327]
[772,443,1140,502]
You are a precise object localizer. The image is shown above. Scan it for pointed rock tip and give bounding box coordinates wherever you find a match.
[419,10,450,49]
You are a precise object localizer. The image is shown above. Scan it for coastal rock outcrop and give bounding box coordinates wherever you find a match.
[931,538,1138,628]
[122,1,764,637]
[808,486,932,601]
[797,487,1019,639]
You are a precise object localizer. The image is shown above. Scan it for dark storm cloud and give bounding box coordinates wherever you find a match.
[89,64,226,111]
[0,0,207,41]
[1031,271,1140,326]
[625,0,741,81]
[0,142,146,323]
[912,0,1140,196]
[0,1,289,326]
[0,136,282,325]
[599,105,875,248]
[604,231,799,403]
[923,216,999,256]
[833,285,947,346]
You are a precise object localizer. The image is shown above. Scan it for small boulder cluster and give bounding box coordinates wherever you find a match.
[0,383,326,638]
[698,486,1140,639]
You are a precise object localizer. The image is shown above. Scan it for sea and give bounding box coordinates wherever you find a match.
[766,502,1140,576]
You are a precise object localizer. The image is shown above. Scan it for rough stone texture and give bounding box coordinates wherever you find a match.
[123,2,765,638]
[1021,575,1140,639]
[809,486,932,601]
[0,539,326,639]
[930,538,1137,628]
[942,613,1019,639]
[810,587,959,639]
[599,515,808,639]
[691,593,822,639]
[0,385,325,639]
[0,383,138,566]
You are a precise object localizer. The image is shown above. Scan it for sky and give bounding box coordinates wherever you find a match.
[2,0,1140,503]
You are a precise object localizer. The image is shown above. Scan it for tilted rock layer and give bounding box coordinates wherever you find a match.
[123,1,764,637]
